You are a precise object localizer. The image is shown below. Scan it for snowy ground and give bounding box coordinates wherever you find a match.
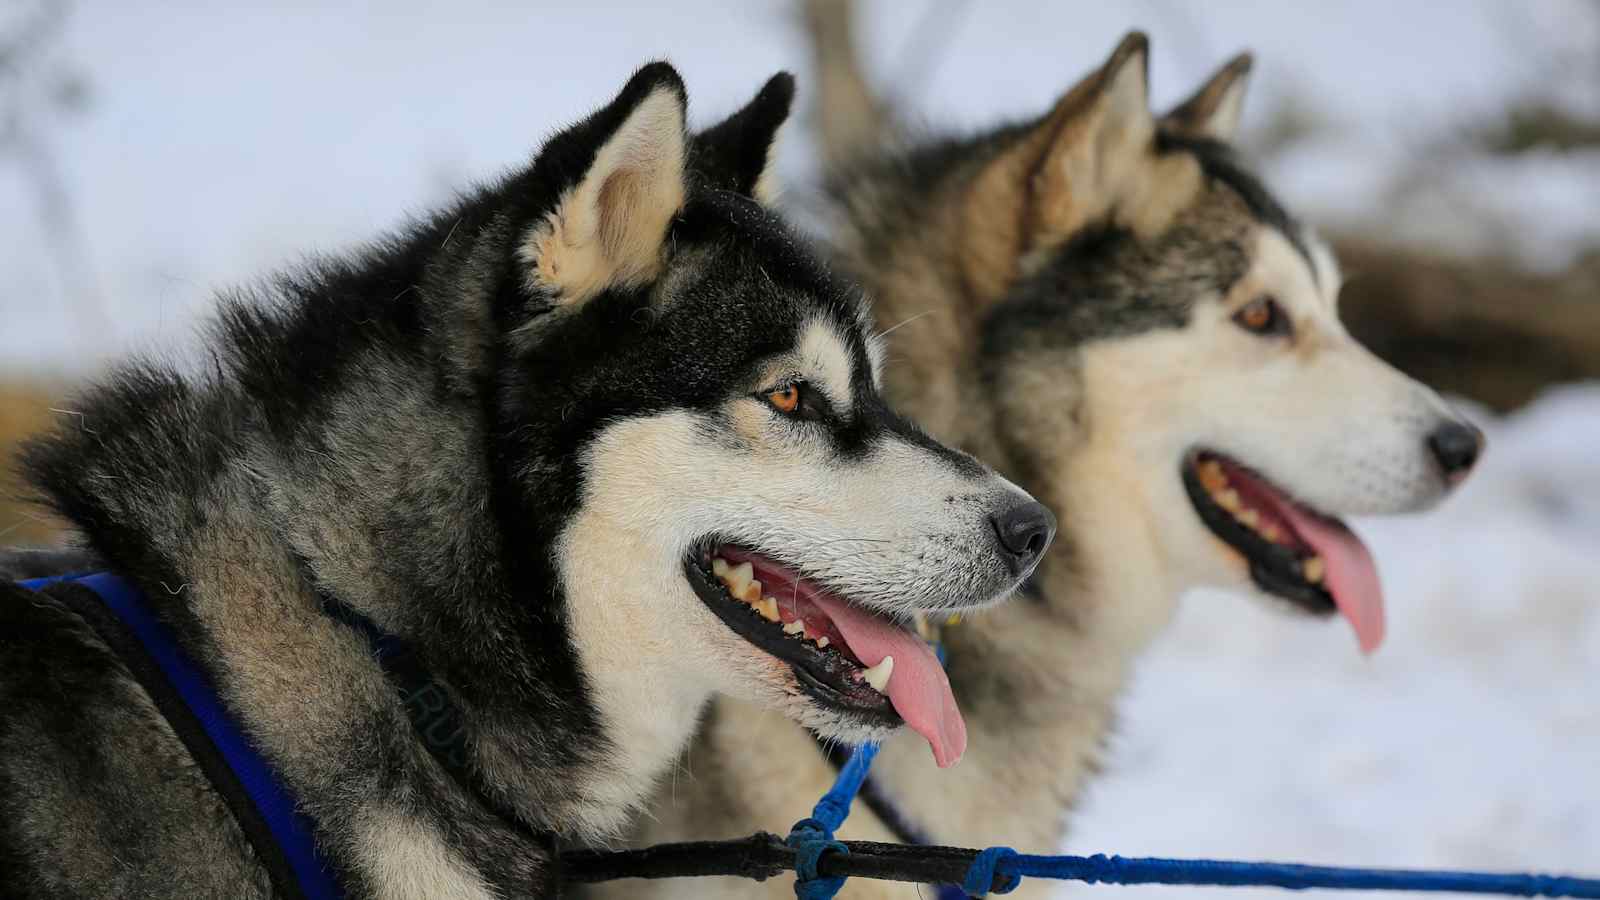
[2,2,1597,894]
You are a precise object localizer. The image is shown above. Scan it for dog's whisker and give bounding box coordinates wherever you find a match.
[810,547,897,565]
[874,309,934,340]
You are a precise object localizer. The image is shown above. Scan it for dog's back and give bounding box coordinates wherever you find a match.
[0,553,272,897]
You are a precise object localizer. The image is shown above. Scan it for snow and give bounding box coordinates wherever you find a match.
[2,1,1597,893]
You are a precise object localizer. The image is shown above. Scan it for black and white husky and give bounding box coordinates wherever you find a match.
[0,63,1050,899]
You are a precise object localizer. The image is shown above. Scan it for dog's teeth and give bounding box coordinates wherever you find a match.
[754,596,780,623]
[815,636,829,649]
[783,619,805,636]
[1216,489,1242,512]
[1303,556,1326,584]
[1198,460,1228,492]
[1238,509,1260,528]
[741,580,764,605]
[1261,525,1282,543]
[723,561,754,596]
[861,656,894,694]
[711,557,730,578]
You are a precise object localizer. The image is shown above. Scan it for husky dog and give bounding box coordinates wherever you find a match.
[0,62,1052,899]
[613,12,1485,899]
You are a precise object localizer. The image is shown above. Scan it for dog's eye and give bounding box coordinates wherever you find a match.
[1233,296,1291,337]
[765,383,803,416]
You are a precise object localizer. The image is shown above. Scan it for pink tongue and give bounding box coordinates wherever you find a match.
[1276,505,1386,653]
[808,594,966,768]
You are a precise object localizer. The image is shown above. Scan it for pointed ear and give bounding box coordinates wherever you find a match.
[691,72,795,205]
[959,32,1165,302]
[521,62,688,307]
[1162,52,1253,142]
[1027,32,1155,236]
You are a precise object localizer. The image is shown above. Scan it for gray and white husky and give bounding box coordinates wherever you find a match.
[0,62,1050,899]
[616,9,1486,898]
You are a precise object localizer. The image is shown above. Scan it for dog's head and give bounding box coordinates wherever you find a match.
[839,37,1481,654]
[501,64,1051,766]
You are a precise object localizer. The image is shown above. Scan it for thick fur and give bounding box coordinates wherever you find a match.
[0,62,1038,899]
[613,10,1482,899]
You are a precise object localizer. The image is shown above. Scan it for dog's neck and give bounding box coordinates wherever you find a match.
[550,518,720,837]
[249,335,701,846]
[863,436,1180,850]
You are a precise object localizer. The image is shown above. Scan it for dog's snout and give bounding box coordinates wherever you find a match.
[1427,420,1484,483]
[990,500,1056,569]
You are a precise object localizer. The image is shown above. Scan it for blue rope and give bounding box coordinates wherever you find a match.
[786,742,880,899]
[954,853,1600,898]
[962,846,1021,896]
[786,818,847,900]
[810,742,879,831]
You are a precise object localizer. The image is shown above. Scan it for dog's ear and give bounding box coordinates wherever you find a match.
[958,33,1166,302]
[1023,32,1156,239]
[1162,52,1252,142]
[691,72,795,205]
[521,62,689,308]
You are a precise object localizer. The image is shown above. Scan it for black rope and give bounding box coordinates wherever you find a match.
[561,833,999,892]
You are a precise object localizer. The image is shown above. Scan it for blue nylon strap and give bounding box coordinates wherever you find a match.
[961,846,1021,896]
[785,742,883,899]
[786,817,849,900]
[812,742,879,831]
[21,573,342,899]
[957,852,1600,898]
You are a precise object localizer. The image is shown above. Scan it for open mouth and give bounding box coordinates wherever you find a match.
[1181,451,1386,653]
[684,543,965,767]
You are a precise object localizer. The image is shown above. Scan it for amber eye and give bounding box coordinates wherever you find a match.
[766,383,802,415]
[1233,295,1290,336]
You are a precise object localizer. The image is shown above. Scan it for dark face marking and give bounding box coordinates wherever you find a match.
[978,129,1321,361]
[501,188,981,525]
[980,188,1253,357]
[1157,132,1317,281]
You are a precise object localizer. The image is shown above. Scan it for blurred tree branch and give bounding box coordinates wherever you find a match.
[0,0,108,343]
[1,2,90,545]
[1478,104,1600,155]
[1336,239,1600,412]
[1252,2,1600,413]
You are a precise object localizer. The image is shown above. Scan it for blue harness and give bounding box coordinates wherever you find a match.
[15,570,553,898]
[18,572,342,899]
[18,571,557,898]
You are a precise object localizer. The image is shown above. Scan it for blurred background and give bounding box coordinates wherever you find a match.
[2,1,1597,896]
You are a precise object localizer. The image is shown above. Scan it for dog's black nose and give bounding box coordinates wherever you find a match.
[990,500,1056,568]
[1427,420,1484,482]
